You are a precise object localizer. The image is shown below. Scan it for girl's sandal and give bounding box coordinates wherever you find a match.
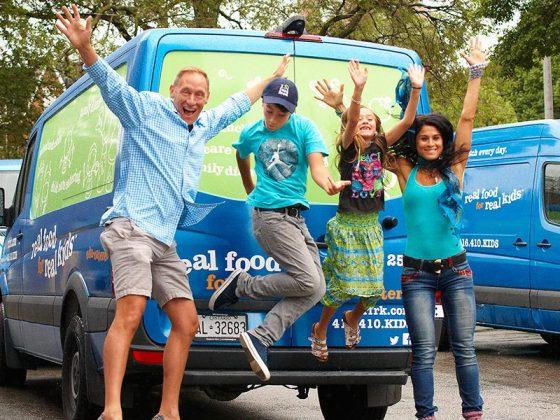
[343,311,361,349]
[309,323,329,362]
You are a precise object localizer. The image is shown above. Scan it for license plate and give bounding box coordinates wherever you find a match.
[195,313,247,341]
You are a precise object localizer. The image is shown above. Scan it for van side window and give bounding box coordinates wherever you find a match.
[29,65,127,219]
[13,133,37,219]
[544,163,560,225]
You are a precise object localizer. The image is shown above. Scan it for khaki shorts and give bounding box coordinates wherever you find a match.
[99,218,192,306]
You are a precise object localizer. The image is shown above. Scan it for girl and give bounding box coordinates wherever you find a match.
[392,37,486,419]
[309,60,425,361]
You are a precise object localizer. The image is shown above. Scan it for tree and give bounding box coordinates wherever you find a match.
[0,0,519,157]
[480,0,560,69]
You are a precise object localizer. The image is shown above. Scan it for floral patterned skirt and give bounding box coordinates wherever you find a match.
[321,211,385,309]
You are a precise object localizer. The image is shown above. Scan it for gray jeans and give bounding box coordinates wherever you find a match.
[235,209,326,347]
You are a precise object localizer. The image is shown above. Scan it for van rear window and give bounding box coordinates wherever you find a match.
[30,65,127,219]
[544,163,560,225]
[159,51,405,204]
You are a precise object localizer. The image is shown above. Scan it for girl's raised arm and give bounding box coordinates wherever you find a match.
[341,60,368,149]
[385,64,425,145]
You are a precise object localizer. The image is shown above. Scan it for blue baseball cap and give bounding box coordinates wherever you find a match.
[262,78,298,113]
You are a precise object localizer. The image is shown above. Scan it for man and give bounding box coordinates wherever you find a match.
[209,78,349,381]
[55,5,288,420]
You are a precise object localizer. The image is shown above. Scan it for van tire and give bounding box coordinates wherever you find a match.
[0,302,27,387]
[318,385,388,419]
[541,333,560,351]
[62,315,101,420]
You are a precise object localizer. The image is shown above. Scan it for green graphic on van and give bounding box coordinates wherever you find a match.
[31,66,126,219]
[159,52,403,203]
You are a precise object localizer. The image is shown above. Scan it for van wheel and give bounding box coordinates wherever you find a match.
[541,333,560,351]
[0,302,26,387]
[62,315,101,420]
[318,385,388,420]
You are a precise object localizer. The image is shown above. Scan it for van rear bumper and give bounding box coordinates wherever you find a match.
[128,345,411,385]
[182,370,408,385]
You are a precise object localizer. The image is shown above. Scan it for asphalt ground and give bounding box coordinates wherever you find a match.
[0,327,558,419]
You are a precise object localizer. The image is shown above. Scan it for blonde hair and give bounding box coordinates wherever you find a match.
[336,106,391,170]
[173,67,210,89]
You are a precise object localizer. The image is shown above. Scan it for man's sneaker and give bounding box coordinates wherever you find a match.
[239,332,270,381]
[208,269,242,311]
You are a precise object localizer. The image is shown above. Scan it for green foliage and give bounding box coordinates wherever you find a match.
[429,65,518,128]
[494,57,560,120]
[0,0,526,157]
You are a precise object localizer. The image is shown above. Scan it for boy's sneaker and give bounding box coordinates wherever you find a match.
[239,332,270,381]
[208,269,243,311]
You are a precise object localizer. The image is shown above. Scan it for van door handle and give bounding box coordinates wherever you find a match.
[15,232,23,240]
[537,240,552,249]
[513,238,527,247]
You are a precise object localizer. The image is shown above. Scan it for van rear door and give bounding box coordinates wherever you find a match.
[531,131,560,334]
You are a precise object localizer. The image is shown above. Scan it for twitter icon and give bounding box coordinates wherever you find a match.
[390,336,399,345]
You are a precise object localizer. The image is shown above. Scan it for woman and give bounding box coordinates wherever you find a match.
[392,37,486,419]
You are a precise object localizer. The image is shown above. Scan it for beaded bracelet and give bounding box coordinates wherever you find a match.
[351,97,361,105]
[469,63,488,81]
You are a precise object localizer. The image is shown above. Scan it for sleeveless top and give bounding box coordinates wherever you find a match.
[403,166,464,259]
[337,143,384,214]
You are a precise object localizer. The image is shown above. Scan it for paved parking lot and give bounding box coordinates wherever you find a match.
[0,327,558,419]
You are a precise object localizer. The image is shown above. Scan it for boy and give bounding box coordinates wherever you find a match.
[209,78,349,381]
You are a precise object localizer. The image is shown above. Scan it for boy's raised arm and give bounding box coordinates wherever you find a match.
[244,55,291,104]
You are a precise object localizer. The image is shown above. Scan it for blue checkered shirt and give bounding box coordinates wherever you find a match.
[86,58,251,245]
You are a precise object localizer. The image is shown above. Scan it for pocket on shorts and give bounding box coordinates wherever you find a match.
[104,218,134,240]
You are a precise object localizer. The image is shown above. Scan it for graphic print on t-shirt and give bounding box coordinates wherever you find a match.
[257,138,298,181]
[351,151,383,199]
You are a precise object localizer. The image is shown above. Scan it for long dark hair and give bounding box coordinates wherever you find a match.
[393,114,469,232]
[393,114,468,171]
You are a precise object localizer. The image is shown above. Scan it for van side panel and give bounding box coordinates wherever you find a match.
[463,138,538,330]
[531,151,560,334]
[10,64,128,361]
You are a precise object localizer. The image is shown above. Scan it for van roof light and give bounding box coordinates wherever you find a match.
[278,15,306,36]
[265,15,322,42]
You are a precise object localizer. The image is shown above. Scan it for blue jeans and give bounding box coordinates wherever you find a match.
[401,260,484,419]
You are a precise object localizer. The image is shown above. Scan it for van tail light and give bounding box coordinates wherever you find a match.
[264,32,323,42]
[132,350,163,365]
[435,291,442,305]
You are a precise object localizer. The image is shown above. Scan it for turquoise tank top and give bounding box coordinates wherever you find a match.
[403,166,464,260]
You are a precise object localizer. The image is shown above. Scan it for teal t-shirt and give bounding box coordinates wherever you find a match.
[403,166,464,259]
[233,114,328,209]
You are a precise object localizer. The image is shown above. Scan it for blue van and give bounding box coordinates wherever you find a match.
[454,120,560,349]
[0,28,437,419]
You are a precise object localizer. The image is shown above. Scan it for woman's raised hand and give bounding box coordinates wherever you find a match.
[407,64,425,89]
[461,36,487,67]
